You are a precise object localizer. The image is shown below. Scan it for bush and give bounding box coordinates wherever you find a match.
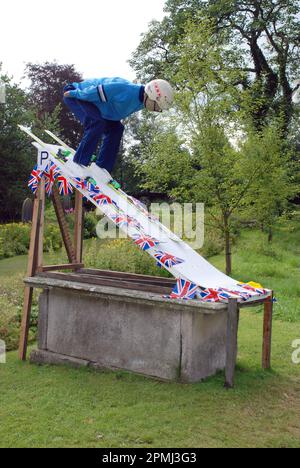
[44,224,62,252]
[0,222,63,259]
[84,238,172,278]
[0,223,31,259]
[83,211,98,239]
[0,274,38,351]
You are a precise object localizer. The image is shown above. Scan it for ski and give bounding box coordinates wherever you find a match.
[44,129,180,242]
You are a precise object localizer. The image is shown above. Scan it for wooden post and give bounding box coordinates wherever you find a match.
[74,191,84,264]
[36,178,45,273]
[224,298,239,389]
[52,185,77,264]
[19,185,44,360]
[262,292,273,369]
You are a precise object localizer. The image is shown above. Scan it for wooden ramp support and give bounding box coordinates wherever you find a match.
[19,180,84,361]
[224,298,240,389]
[262,292,273,370]
[224,292,274,388]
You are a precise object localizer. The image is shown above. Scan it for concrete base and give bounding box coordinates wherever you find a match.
[27,275,228,383]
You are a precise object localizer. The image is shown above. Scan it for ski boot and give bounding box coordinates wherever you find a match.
[108,179,121,190]
[57,148,72,163]
[85,177,98,190]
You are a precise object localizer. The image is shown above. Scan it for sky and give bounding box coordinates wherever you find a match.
[0,0,166,85]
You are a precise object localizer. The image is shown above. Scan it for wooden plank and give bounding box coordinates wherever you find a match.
[42,263,84,272]
[52,185,76,264]
[262,292,273,369]
[224,298,240,389]
[78,272,175,288]
[78,268,175,285]
[40,270,172,287]
[38,271,173,295]
[19,185,44,361]
[74,191,84,265]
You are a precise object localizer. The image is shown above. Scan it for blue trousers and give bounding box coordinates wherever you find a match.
[63,85,124,171]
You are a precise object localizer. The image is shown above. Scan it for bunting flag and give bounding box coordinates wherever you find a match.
[169,279,199,300]
[43,162,59,195]
[72,177,86,191]
[86,180,100,194]
[154,250,184,269]
[237,282,268,296]
[92,192,117,208]
[132,233,160,251]
[198,288,222,302]
[198,284,268,303]
[28,166,42,194]
[57,175,73,196]
[112,214,141,230]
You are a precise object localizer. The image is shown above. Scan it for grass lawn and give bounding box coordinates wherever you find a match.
[0,312,299,448]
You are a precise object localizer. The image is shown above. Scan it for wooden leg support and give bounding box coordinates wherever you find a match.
[74,191,84,265]
[19,185,44,361]
[225,298,240,389]
[262,292,273,370]
[52,186,77,264]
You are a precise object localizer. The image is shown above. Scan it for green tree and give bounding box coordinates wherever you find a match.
[25,61,83,146]
[0,69,35,221]
[242,124,297,241]
[130,0,300,134]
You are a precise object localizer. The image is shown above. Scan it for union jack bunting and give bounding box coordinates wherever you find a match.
[237,283,268,296]
[91,192,117,207]
[87,182,101,195]
[112,214,141,230]
[44,162,59,195]
[72,177,86,191]
[154,251,184,269]
[198,288,222,303]
[169,279,199,300]
[198,286,261,303]
[57,175,73,196]
[28,166,42,194]
[132,234,160,251]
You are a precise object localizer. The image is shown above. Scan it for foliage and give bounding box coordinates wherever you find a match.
[136,129,194,199]
[0,68,36,222]
[83,211,98,239]
[241,124,297,238]
[25,61,83,147]
[0,273,38,351]
[131,0,300,133]
[0,222,63,260]
[84,238,172,278]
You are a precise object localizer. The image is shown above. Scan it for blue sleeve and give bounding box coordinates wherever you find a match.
[68,86,99,102]
[101,81,135,102]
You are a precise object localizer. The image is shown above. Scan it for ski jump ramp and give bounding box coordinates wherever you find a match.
[21,126,271,304]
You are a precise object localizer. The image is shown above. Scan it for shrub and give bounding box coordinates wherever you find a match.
[0,223,31,259]
[0,274,38,351]
[84,238,172,278]
[83,211,99,239]
[0,222,63,259]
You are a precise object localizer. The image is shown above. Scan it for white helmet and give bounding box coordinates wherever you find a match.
[145,79,174,110]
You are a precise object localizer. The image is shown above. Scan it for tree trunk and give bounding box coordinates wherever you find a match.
[268,227,273,243]
[224,215,232,275]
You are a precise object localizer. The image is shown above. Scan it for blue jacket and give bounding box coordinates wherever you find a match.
[68,77,145,121]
